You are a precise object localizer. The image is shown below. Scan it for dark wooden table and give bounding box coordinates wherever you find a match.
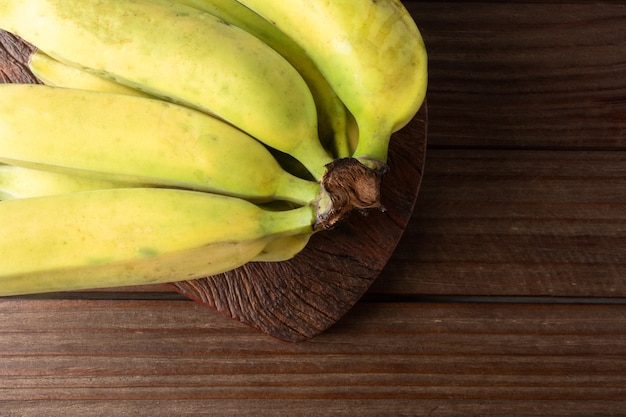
[1,2,625,415]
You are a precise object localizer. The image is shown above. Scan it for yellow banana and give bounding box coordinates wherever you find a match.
[0,188,317,296]
[0,0,333,179]
[233,0,428,170]
[0,84,322,206]
[28,50,150,98]
[174,0,351,158]
[0,164,137,199]
[251,232,312,262]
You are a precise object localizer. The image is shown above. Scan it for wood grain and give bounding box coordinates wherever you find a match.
[371,149,626,297]
[1,299,625,415]
[407,2,626,149]
[0,31,35,83]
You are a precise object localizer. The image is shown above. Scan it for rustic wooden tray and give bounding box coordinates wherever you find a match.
[1,30,427,342]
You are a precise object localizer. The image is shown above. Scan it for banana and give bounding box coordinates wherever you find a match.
[0,164,136,200]
[0,0,333,180]
[251,232,312,262]
[174,0,351,158]
[0,188,317,296]
[232,0,428,170]
[0,84,323,207]
[28,50,150,98]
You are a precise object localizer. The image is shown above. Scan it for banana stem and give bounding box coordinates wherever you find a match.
[273,174,322,207]
[333,130,352,160]
[314,158,387,230]
[263,204,318,236]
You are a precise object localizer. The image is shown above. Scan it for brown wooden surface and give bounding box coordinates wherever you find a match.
[1,1,626,415]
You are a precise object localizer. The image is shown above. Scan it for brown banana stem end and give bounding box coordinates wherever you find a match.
[314,158,387,230]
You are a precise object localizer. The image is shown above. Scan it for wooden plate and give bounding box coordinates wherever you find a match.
[1,30,427,342]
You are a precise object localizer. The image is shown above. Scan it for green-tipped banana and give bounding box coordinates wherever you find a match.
[0,0,333,179]
[174,0,351,158]
[0,84,322,206]
[28,50,150,98]
[0,188,316,296]
[0,164,137,199]
[233,0,428,169]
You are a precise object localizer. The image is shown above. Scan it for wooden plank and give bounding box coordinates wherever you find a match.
[371,149,626,297]
[407,3,626,149]
[0,299,624,415]
[3,400,626,417]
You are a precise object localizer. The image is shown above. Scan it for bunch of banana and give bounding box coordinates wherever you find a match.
[0,0,427,296]
[0,0,334,179]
